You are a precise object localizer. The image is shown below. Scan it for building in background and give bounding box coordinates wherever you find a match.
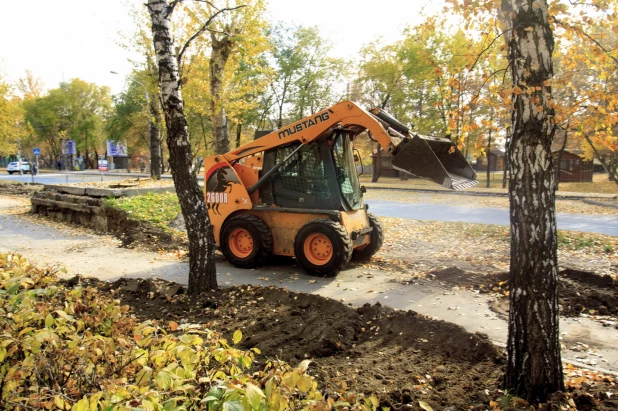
[475,149,506,172]
[553,150,593,183]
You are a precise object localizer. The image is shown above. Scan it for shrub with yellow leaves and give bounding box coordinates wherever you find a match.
[0,253,381,411]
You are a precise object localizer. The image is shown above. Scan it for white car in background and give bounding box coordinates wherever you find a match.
[6,161,31,174]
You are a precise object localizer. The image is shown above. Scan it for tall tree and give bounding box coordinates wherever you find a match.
[17,70,44,100]
[106,78,153,170]
[269,24,345,128]
[0,76,25,156]
[551,1,618,183]
[269,24,303,128]
[22,79,111,167]
[355,41,404,182]
[291,26,346,118]
[22,90,64,163]
[185,0,264,154]
[501,0,563,402]
[209,19,238,154]
[134,0,269,161]
[120,6,170,178]
[146,0,240,293]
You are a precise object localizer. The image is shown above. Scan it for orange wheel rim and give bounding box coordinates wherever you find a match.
[229,228,253,258]
[304,233,333,265]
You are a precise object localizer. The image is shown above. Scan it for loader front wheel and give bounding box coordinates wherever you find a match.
[294,219,352,277]
[352,213,384,262]
[221,215,272,268]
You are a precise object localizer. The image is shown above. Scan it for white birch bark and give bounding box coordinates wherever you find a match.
[502,0,563,402]
[147,0,217,292]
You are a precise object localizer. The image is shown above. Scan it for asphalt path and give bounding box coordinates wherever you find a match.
[1,196,617,375]
[3,172,617,236]
[367,200,618,236]
[0,172,131,185]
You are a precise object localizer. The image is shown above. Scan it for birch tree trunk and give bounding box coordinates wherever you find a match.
[502,0,563,402]
[147,0,217,292]
[210,32,235,154]
[147,54,163,179]
[149,106,162,179]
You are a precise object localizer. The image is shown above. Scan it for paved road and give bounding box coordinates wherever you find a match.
[368,200,618,236]
[0,172,134,186]
[3,172,617,236]
[1,196,617,375]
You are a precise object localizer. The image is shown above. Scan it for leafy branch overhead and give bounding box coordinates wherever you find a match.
[176,3,247,68]
[443,0,618,184]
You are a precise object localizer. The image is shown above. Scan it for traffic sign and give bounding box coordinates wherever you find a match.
[63,140,76,155]
[33,148,41,156]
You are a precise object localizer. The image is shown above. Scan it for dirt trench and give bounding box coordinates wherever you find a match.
[62,276,618,410]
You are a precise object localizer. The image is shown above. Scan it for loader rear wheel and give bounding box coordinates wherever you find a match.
[352,213,383,262]
[221,215,272,268]
[294,219,352,277]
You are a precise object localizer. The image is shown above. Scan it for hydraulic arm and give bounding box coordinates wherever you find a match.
[222,100,477,190]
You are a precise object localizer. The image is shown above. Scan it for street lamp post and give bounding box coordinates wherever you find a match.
[17,139,22,176]
[110,71,152,174]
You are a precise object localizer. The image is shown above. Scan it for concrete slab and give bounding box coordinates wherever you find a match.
[44,185,86,196]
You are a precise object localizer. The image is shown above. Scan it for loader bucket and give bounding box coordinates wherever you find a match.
[391,135,478,190]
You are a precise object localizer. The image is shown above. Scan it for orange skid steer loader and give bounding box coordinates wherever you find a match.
[204,101,477,276]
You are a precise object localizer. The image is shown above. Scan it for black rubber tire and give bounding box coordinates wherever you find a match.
[294,219,353,277]
[220,214,273,268]
[352,213,384,262]
[7,171,13,175]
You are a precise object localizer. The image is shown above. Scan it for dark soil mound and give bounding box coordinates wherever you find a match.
[429,267,618,317]
[562,268,616,288]
[105,207,186,251]
[431,266,509,289]
[559,269,618,316]
[58,275,618,410]
[69,276,505,409]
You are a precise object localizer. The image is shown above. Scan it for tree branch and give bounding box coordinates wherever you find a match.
[554,17,618,66]
[168,0,181,12]
[468,29,512,72]
[177,5,246,66]
[581,131,617,183]
[206,27,233,36]
[191,0,218,8]
[567,0,604,11]
[468,68,509,108]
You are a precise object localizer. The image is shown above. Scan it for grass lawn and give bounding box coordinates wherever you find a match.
[104,191,181,233]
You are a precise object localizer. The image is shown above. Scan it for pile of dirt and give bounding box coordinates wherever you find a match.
[431,266,509,290]
[428,267,618,319]
[61,276,618,410]
[105,207,187,251]
[558,269,618,317]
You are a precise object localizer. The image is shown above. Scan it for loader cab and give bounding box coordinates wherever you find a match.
[259,130,364,211]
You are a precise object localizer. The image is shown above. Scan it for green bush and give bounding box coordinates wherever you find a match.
[0,253,381,411]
